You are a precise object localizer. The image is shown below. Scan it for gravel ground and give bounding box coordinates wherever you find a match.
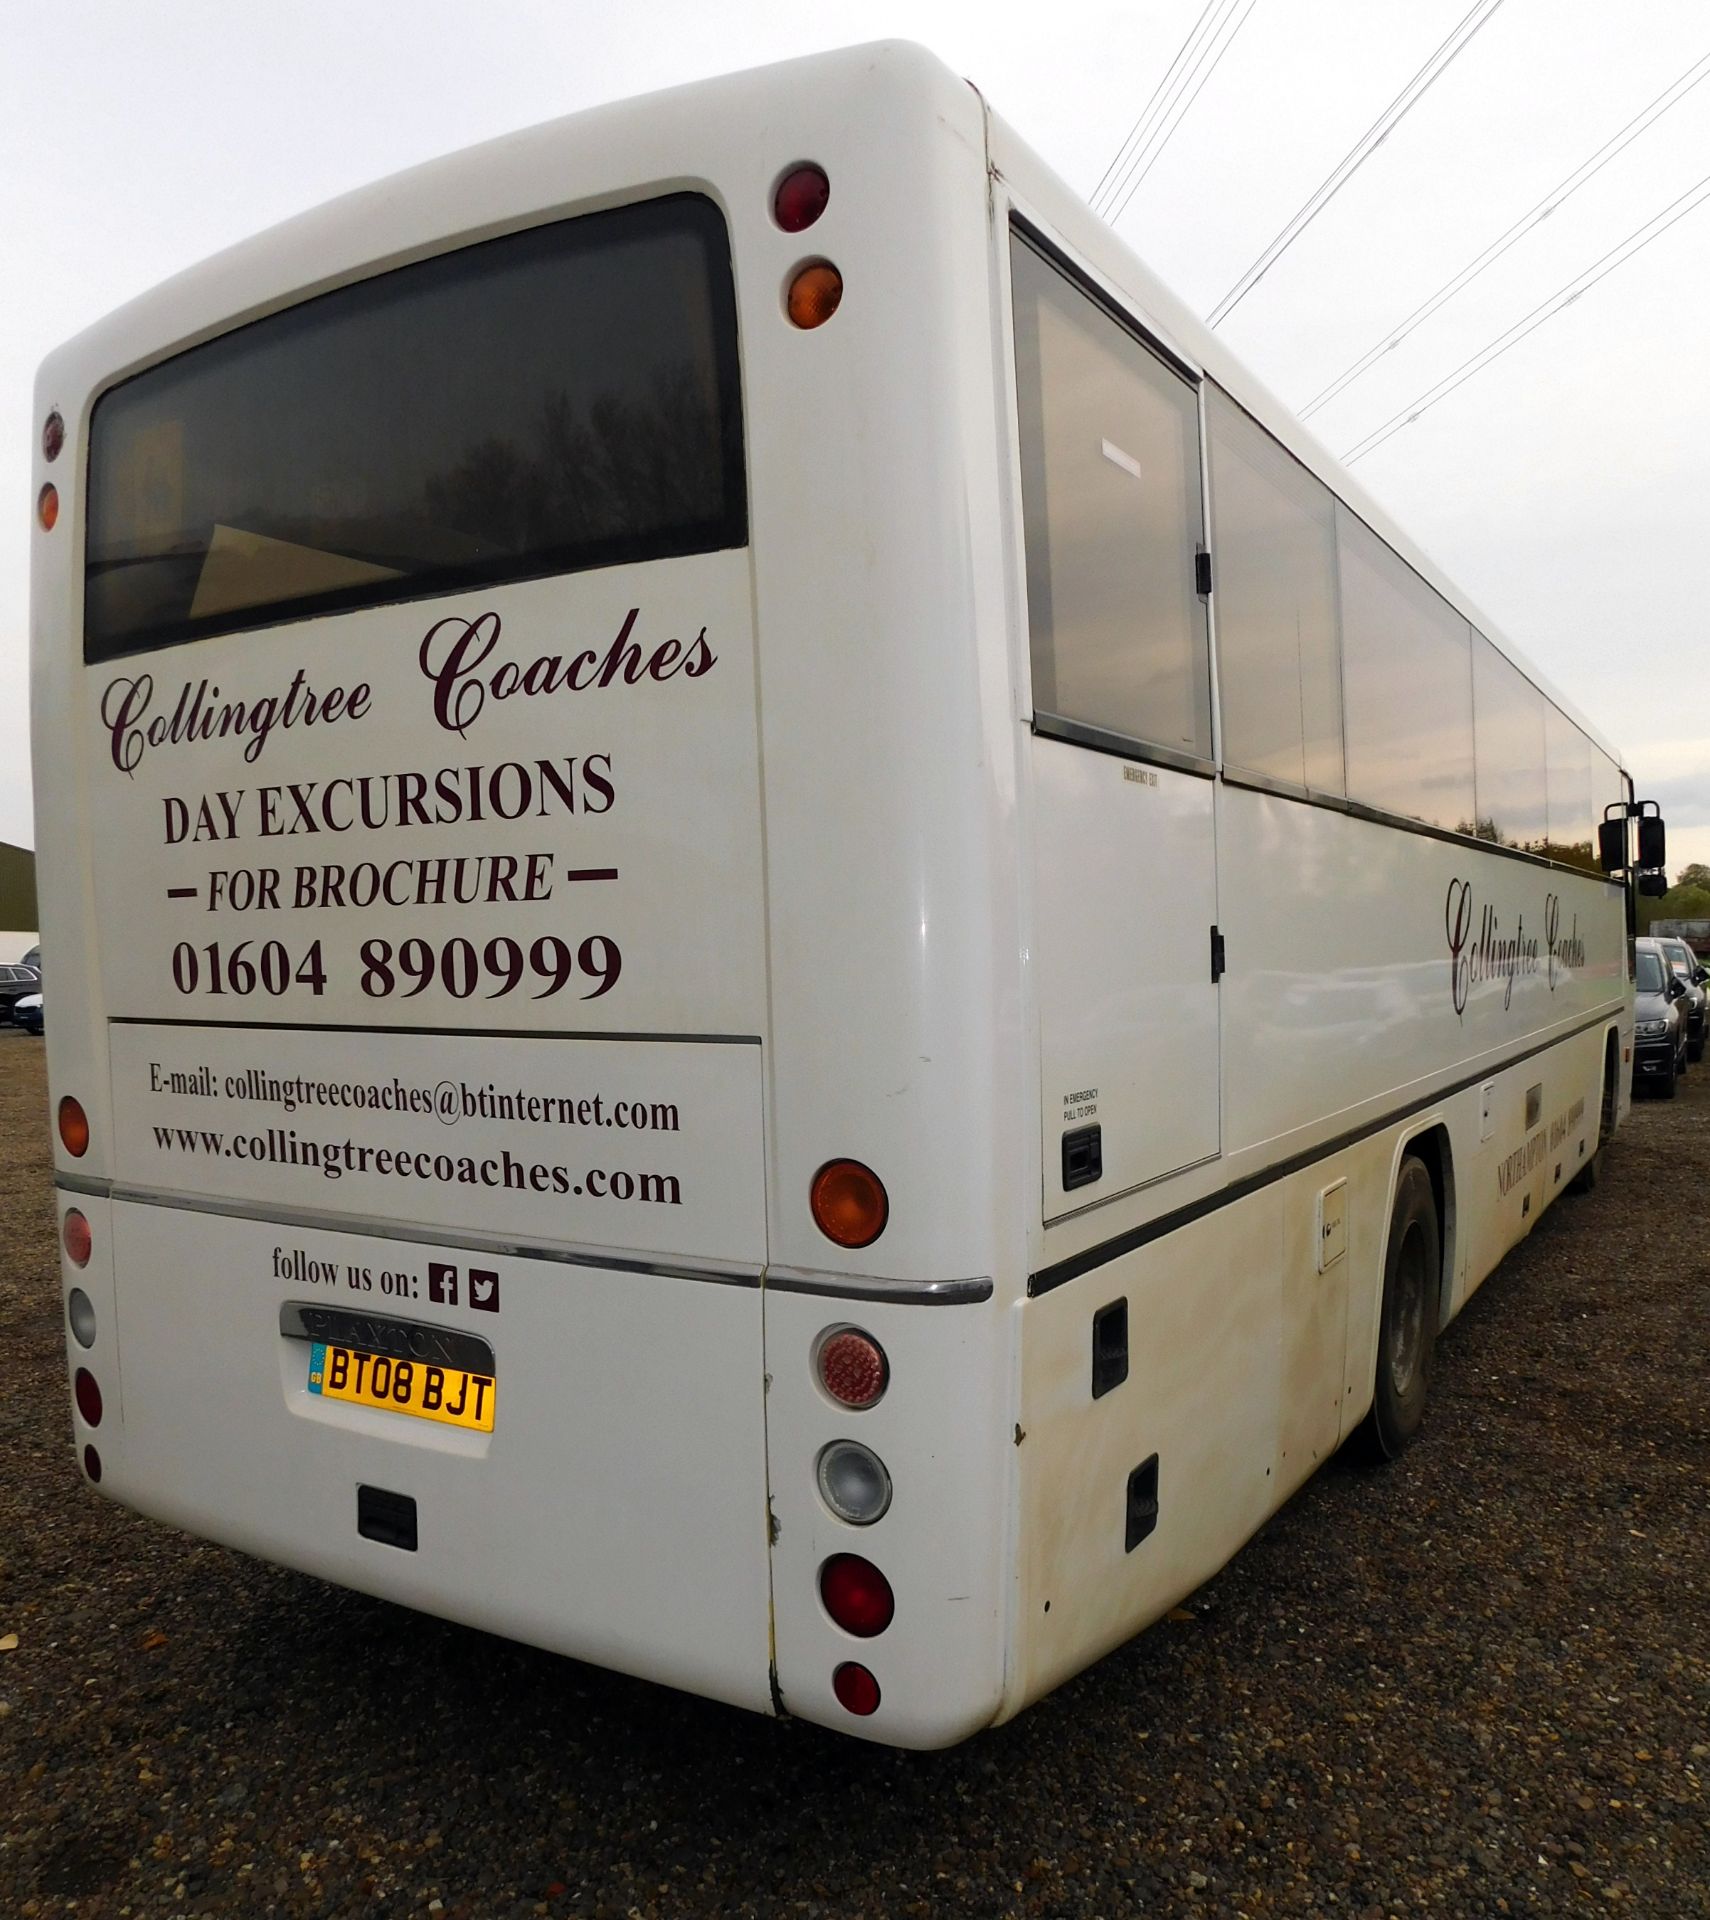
[2,1031,1706,1919]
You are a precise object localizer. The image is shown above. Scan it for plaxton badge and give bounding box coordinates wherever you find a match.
[278,1301,494,1375]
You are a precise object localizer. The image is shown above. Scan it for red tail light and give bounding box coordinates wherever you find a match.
[820,1554,894,1637]
[74,1368,103,1427]
[83,1446,102,1484]
[773,164,830,233]
[816,1328,888,1410]
[833,1662,881,1715]
[62,1208,92,1267]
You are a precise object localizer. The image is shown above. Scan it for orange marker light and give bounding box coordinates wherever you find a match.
[787,262,843,329]
[811,1160,888,1249]
[58,1096,90,1158]
[37,483,59,531]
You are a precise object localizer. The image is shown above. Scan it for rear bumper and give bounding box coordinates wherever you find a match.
[75,1195,776,1716]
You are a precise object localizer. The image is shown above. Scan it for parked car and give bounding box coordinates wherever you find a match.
[1652,934,1707,1062]
[13,991,42,1036]
[1633,945,1689,1097]
[18,944,40,974]
[0,963,42,1023]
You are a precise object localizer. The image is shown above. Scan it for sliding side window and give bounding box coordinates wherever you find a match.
[1011,234,1211,766]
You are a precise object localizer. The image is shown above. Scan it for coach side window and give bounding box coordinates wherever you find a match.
[1336,505,1476,833]
[1206,388,1345,796]
[1545,704,1598,869]
[1011,234,1212,766]
[1470,633,1548,850]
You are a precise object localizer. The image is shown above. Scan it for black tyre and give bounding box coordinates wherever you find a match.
[1659,1052,1679,1100]
[1363,1156,1440,1460]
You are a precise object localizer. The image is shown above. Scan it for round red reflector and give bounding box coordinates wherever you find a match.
[84,1445,102,1484]
[773,164,830,233]
[37,482,59,531]
[42,411,65,462]
[820,1553,894,1637]
[817,1328,888,1409]
[58,1096,90,1158]
[74,1368,103,1428]
[787,262,843,330]
[62,1208,92,1268]
[833,1661,881,1716]
[810,1159,888,1249]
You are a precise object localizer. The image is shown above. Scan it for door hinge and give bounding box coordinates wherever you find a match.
[1195,550,1213,596]
[1210,925,1226,983]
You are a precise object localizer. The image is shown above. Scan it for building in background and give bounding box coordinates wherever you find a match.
[0,840,39,962]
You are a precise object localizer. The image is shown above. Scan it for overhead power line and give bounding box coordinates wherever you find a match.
[1340,167,1710,465]
[1090,0,1229,213]
[1104,0,1261,225]
[1207,0,1509,329]
[1302,47,1710,420]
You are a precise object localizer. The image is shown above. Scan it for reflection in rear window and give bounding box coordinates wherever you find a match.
[85,194,746,661]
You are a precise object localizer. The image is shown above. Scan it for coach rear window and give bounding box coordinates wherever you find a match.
[84,193,746,661]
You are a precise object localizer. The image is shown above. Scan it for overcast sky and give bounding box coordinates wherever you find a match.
[3,0,1706,873]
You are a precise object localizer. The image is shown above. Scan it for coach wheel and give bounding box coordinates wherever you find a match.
[1364,1156,1440,1461]
[1570,1045,1616,1195]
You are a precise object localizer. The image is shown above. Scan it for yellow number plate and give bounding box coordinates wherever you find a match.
[308,1342,495,1432]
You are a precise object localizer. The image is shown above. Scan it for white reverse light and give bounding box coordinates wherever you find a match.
[816,1440,893,1525]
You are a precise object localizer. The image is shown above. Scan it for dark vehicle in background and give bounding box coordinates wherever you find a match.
[1632,946,1688,1098]
[0,962,42,1023]
[13,991,42,1036]
[1652,934,1707,1062]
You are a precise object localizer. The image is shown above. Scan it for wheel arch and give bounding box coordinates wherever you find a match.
[1392,1118,1455,1333]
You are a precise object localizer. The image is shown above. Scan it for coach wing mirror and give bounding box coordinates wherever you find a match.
[1637,813,1666,872]
[1597,818,1627,873]
[1639,872,1670,897]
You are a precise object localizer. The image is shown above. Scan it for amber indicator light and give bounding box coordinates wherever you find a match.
[787,262,843,329]
[810,1159,888,1248]
[37,482,59,531]
[58,1096,90,1158]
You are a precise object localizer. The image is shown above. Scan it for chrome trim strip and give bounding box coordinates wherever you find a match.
[1031,712,1216,780]
[74,1181,761,1288]
[280,1302,496,1374]
[763,1268,994,1306]
[53,1171,112,1199]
